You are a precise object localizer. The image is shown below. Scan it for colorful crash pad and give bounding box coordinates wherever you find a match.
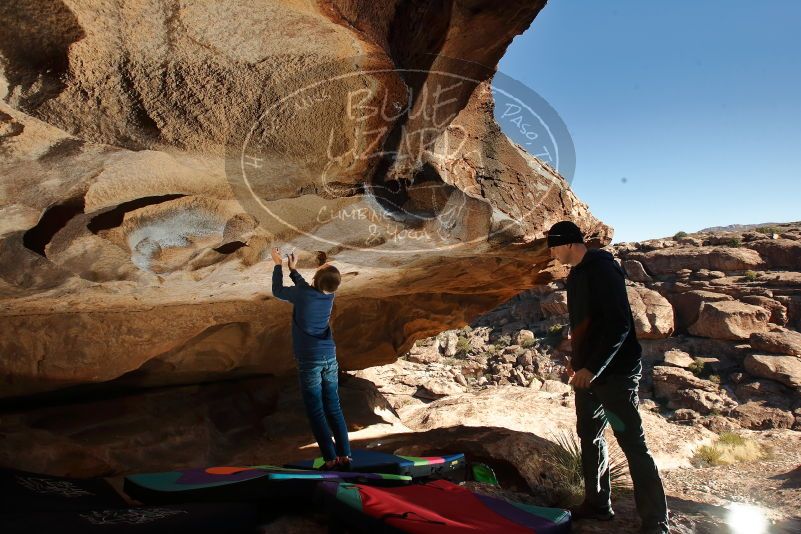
[316,479,571,534]
[124,464,411,504]
[285,449,467,481]
[0,468,127,513]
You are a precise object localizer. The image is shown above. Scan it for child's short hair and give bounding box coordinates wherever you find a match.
[314,264,341,293]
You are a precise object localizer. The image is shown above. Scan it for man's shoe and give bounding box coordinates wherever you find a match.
[568,502,615,521]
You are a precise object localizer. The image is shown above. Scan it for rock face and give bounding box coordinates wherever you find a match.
[744,354,801,389]
[652,366,737,414]
[628,247,763,275]
[667,290,733,333]
[0,1,609,397]
[627,286,674,339]
[688,301,771,340]
[749,329,801,356]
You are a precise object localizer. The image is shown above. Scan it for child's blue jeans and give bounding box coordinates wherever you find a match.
[296,355,351,462]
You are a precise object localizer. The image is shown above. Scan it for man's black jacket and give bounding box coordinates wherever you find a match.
[566,248,642,379]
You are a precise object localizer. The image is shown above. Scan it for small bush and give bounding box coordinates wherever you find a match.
[743,270,760,282]
[693,433,763,466]
[673,231,688,240]
[694,444,724,465]
[521,338,538,349]
[543,324,566,347]
[545,430,629,503]
[726,237,742,248]
[755,226,779,235]
[717,432,747,446]
[687,358,708,378]
[494,335,512,348]
[548,324,565,335]
[455,336,472,357]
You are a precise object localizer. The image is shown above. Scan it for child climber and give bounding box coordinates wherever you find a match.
[270,247,352,470]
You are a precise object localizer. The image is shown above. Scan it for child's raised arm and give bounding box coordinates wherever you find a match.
[271,247,297,302]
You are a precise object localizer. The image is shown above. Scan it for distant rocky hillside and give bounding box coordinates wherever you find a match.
[697,222,791,233]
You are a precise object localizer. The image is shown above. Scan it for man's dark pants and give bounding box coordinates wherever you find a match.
[574,362,668,527]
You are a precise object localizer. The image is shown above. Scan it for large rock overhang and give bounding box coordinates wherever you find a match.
[0,0,610,398]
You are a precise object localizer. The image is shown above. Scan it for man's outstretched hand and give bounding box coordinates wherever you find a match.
[271,247,283,265]
[569,368,595,389]
[288,252,298,270]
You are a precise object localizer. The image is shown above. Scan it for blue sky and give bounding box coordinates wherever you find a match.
[497,0,801,243]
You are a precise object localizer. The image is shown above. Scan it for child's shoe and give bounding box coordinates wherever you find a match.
[318,459,338,471]
[335,456,353,471]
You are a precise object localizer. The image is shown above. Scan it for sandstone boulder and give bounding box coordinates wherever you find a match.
[748,239,801,269]
[627,286,674,339]
[652,366,736,414]
[732,402,795,430]
[407,341,441,364]
[622,259,652,282]
[661,349,695,368]
[418,378,465,399]
[735,379,794,409]
[515,329,535,346]
[628,246,763,275]
[740,295,788,325]
[749,329,801,356]
[666,290,734,332]
[688,300,771,340]
[540,291,568,318]
[743,354,801,389]
[541,379,572,395]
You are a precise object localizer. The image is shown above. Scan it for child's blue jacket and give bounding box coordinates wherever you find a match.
[272,265,336,358]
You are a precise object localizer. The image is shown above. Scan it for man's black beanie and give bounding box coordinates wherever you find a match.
[547,221,584,247]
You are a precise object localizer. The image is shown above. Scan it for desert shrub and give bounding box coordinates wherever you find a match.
[693,432,762,466]
[673,231,688,240]
[717,432,747,446]
[455,336,472,357]
[521,338,538,349]
[687,358,709,378]
[743,270,760,282]
[755,226,779,234]
[545,430,629,503]
[493,334,512,348]
[726,237,742,247]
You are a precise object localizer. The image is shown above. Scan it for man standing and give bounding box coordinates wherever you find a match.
[547,221,669,534]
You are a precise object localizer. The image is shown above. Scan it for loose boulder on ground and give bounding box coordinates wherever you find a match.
[623,259,652,282]
[740,295,788,325]
[627,286,674,339]
[667,290,734,332]
[743,354,801,389]
[732,402,796,430]
[688,300,771,340]
[749,329,801,356]
[628,246,763,275]
[652,367,736,414]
